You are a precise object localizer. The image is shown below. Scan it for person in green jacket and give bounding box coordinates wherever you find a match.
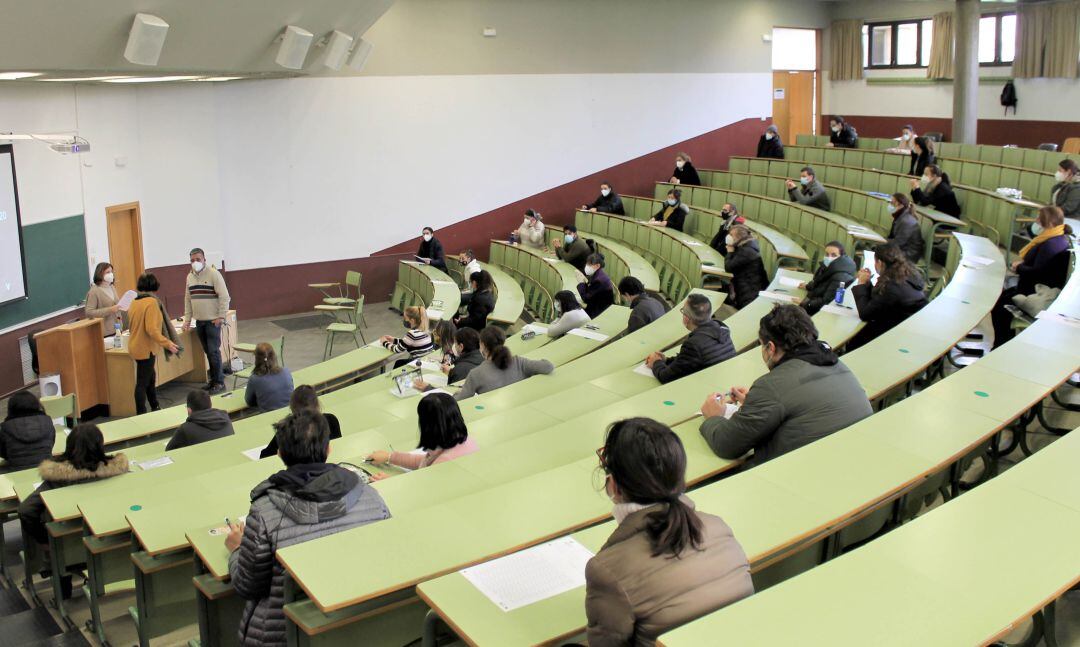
[553,225,592,273]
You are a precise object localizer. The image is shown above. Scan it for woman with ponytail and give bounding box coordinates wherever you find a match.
[380,305,435,367]
[586,418,753,645]
[453,326,554,400]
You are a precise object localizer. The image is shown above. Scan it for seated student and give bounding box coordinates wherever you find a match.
[884,124,917,155]
[800,241,856,315]
[166,389,235,451]
[547,290,591,337]
[382,306,436,363]
[432,319,458,368]
[847,243,929,351]
[991,206,1073,348]
[0,391,56,471]
[19,424,128,597]
[587,417,753,645]
[446,328,484,384]
[619,276,668,334]
[756,125,784,159]
[825,116,858,148]
[259,385,343,459]
[649,189,690,232]
[513,209,546,249]
[670,152,702,186]
[698,305,872,466]
[225,410,390,647]
[416,226,447,273]
[582,181,626,215]
[708,203,746,257]
[244,342,294,413]
[456,249,483,306]
[553,225,592,273]
[886,192,925,263]
[645,294,735,384]
[577,253,616,318]
[786,166,832,211]
[909,164,961,218]
[454,271,496,331]
[1051,159,1080,218]
[366,392,478,476]
[723,224,770,310]
[454,326,554,400]
[908,136,935,178]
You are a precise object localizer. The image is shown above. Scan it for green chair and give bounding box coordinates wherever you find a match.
[232,336,285,390]
[322,296,367,360]
[40,393,77,436]
[323,271,363,306]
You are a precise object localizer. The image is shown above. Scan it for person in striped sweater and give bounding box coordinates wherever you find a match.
[182,248,231,394]
[380,306,435,367]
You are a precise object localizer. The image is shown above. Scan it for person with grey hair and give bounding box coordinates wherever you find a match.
[644,294,735,384]
[756,125,784,159]
[182,246,231,394]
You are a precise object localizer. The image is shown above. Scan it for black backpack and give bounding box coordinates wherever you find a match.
[1000,81,1018,115]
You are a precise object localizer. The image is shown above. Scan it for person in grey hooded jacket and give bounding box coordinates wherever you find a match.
[225,410,391,647]
[166,389,235,450]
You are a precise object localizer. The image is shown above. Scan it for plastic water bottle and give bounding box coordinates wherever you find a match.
[835,282,846,306]
[113,321,122,348]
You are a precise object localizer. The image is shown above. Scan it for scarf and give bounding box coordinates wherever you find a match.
[662,205,676,221]
[1017,224,1066,262]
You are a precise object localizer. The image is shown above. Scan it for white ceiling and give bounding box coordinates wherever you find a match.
[0,0,395,80]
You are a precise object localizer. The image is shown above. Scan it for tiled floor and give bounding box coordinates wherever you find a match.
[1,304,1078,646]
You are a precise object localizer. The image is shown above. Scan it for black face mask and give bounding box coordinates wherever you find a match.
[721,210,731,218]
[403,320,411,329]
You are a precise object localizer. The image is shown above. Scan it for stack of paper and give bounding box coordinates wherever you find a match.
[521,323,549,335]
[758,290,801,304]
[460,537,595,612]
[137,456,174,471]
[778,276,803,290]
[567,327,609,341]
[633,362,656,377]
[241,446,264,461]
[821,302,860,318]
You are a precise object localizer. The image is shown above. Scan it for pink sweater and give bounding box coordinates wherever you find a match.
[389,437,479,470]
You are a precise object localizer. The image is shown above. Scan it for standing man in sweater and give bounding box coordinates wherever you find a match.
[182,248,231,394]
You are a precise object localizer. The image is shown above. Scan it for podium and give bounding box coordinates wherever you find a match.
[35,319,109,414]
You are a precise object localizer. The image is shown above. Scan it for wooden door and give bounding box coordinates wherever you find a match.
[105,202,145,296]
[771,71,816,145]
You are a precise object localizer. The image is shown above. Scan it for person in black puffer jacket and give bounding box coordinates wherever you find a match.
[1,391,56,471]
[827,116,858,148]
[447,328,485,384]
[756,125,784,159]
[646,294,734,384]
[910,165,961,218]
[801,241,857,315]
[709,203,746,258]
[847,244,929,351]
[723,225,770,310]
[454,270,496,330]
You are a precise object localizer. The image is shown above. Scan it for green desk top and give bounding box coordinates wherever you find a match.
[480,262,525,325]
[402,261,462,321]
[656,225,727,270]
[742,219,810,261]
[520,306,630,366]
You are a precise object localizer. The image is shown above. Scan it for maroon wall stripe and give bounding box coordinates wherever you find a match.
[820,114,1080,150]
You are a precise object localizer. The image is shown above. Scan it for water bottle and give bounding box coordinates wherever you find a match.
[834,282,846,306]
[113,321,122,348]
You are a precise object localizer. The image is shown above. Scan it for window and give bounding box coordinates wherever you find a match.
[771,28,817,71]
[862,13,1014,69]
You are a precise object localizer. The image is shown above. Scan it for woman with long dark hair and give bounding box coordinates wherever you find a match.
[366,392,477,476]
[453,326,554,400]
[586,417,753,644]
[848,243,928,350]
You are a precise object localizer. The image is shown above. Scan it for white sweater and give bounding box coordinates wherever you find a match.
[546,309,591,337]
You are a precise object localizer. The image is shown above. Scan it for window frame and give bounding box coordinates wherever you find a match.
[979,12,1015,67]
[861,12,1015,70]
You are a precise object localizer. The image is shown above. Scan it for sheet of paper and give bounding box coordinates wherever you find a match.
[566,327,609,341]
[543,257,560,265]
[779,276,803,289]
[426,309,444,320]
[633,362,656,377]
[522,323,549,335]
[137,456,174,471]
[423,373,448,388]
[460,537,595,612]
[963,255,995,267]
[1036,310,1080,328]
[684,240,703,246]
[821,302,860,318]
[242,446,264,461]
[758,290,801,304]
[117,289,137,311]
[419,360,443,373]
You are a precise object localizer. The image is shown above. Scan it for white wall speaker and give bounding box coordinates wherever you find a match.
[124,13,169,66]
[347,38,374,72]
[276,25,314,70]
[322,30,354,70]
[38,372,62,398]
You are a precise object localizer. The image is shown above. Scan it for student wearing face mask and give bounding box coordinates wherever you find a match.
[446,328,484,383]
[786,166,832,211]
[553,225,592,273]
[800,241,856,315]
[885,125,917,154]
[380,306,435,365]
[756,125,784,159]
[546,290,591,337]
[825,116,858,148]
[453,326,554,400]
[182,247,231,394]
[1050,159,1080,218]
[619,277,667,334]
[909,165,961,218]
[85,262,124,336]
[649,189,690,232]
[698,304,871,467]
[513,210,546,249]
[582,182,626,215]
[847,243,928,351]
[416,226,447,273]
[885,193,925,263]
[586,417,753,646]
[908,136,935,178]
[708,203,746,257]
[669,153,702,186]
[577,253,615,318]
[723,224,769,310]
[645,294,734,384]
[453,270,496,331]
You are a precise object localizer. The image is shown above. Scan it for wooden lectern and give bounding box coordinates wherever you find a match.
[35,319,109,414]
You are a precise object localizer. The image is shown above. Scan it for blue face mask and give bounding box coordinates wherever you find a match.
[887,203,897,214]
[1031,222,1044,236]
[800,176,811,186]
[822,256,834,267]
[564,234,574,245]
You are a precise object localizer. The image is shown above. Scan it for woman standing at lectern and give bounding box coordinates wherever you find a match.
[85,262,123,336]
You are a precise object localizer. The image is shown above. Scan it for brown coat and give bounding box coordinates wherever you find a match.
[585,500,753,646]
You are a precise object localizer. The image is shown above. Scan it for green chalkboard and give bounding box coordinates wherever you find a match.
[0,214,89,330]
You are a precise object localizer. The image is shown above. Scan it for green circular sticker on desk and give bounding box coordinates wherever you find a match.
[130,505,142,511]
[474,405,485,410]
[974,391,989,398]
[663,400,675,406]
[898,348,910,354]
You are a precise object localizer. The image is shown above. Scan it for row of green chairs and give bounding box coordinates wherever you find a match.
[543,224,638,296]
[488,241,577,323]
[445,258,526,328]
[796,133,1077,174]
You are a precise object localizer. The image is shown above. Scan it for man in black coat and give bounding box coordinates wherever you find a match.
[645,294,734,384]
[581,181,625,215]
[167,389,235,450]
[618,276,668,334]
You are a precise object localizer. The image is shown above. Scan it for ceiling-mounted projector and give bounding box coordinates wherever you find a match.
[50,140,90,154]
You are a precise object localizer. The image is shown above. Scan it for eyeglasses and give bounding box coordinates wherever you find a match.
[595,446,609,472]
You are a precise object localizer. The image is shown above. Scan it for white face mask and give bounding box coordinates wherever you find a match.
[667,198,677,206]
[422,233,432,242]
[584,265,597,276]
[765,132,774,140]
[887,203,898,214]
[191,260,205,273]
[831,125,841,133]
[725,234,735,246]
[1031,222,1045,236]
[103,272,114,284]
[1056,170,1068,183]
[901,133,911,141]
[920,176,932,190]
[600,188,611,197]
[675,160,685,169]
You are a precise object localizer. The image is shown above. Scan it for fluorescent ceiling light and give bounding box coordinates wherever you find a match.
[0,72,42,80]
[194,76,243,82]
[41,76,132,82]
[103,75,202,83]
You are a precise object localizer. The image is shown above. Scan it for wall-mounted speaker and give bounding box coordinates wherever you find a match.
[322,30,354,70]
[347,38,374,72]
[276,25,314,70]
[124,13,169,66]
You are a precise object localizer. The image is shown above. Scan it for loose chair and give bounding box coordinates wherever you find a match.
[323,295,367,359]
